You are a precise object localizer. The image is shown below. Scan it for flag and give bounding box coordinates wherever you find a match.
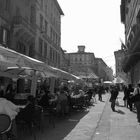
[120,38,127,50]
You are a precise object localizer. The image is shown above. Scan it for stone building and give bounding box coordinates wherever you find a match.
[120,0,140,85]
[65,45,97,78]
[95,58,113,82]
[0,0,64,68]
[114,49,128,83]
[60,49,69,72]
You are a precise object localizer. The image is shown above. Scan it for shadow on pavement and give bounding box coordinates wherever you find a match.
[116,109,125,115]
[116,104,125,107]
[18,108,89,140]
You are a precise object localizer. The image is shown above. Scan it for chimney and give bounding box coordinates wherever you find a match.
[78,45,85,53]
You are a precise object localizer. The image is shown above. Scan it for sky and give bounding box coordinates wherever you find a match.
[57,0,125,73]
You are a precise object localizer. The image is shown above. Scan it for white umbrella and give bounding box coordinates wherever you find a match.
[0,45,58,77]
[103,81,113,84]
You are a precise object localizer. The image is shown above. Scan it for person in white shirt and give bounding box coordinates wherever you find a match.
[0,93,19,139]
[0,98,19,120]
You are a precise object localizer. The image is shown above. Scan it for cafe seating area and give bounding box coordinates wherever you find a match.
[0,45,98,140]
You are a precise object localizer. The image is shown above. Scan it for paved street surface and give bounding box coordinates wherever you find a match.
[19,92,140,140]
[92,92,140,140]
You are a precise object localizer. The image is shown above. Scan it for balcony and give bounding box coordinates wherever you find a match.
[122,24,140,72]
[12,16,37,43]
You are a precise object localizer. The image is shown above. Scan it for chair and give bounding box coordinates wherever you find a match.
[0,114,12,140]
[43,102,56,128]
[33,105,44,132]
[16,105,38,140]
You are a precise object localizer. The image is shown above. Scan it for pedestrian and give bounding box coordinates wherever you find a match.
[131,82,140,123]
[98,85,103,101]
[126,84,134,111]
[123,85,128,107]
[109,85,119,112]
[86,88,93,102]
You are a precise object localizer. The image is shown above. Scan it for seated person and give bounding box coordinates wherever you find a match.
[79,89,85,96]
[57,89,68,115]
[17,95,35,124]
[38,90,52,108]
[0,96,19,120]
[86,88,93,101]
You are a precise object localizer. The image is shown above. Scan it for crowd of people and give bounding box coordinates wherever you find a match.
[122,83,140,124]
[0,80,109,139]
[108,82,140,125]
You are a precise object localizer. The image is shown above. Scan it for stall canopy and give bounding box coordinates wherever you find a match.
[79,72,98,79]
[0,46,81,80]
[0,46,57,77]
[50,66,82,81]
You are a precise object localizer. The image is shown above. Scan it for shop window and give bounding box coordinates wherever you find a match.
[44,42,47,58]
[0,27,10,47]
[45,20,48,34]
[40,0,43,9]
[30,5,36,25]
[127,0,131,4]
[29,43,34,57]
[16,42,26,55]
[39,38,43,56]
[40,14,43,31]
[45,5,47,16]
[50,47,53,61]
[5,0,10,11]
[137,10,140,24]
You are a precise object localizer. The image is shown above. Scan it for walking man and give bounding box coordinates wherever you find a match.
[133,82,140,123]
[110,85,119,112]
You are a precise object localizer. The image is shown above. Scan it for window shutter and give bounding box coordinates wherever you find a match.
[0,27,3,44]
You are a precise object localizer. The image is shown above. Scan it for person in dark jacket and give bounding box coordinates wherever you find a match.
[17,95,35,124]
[38,89,51,108]
[98,85,103,101]
[86,88,93,102]
[132,83,140,123]
[110,85,119,111]
[123,85,128,107]
[126,84,134,111]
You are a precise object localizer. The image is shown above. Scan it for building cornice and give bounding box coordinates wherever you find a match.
[53,0,64,15]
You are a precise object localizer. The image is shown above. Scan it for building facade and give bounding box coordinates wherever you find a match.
[65,45,97,77]
[0,0,64,68]
[60,49,69,72]
[120,0,140,85]
[95,58,113,82]
[114,49,129,83]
